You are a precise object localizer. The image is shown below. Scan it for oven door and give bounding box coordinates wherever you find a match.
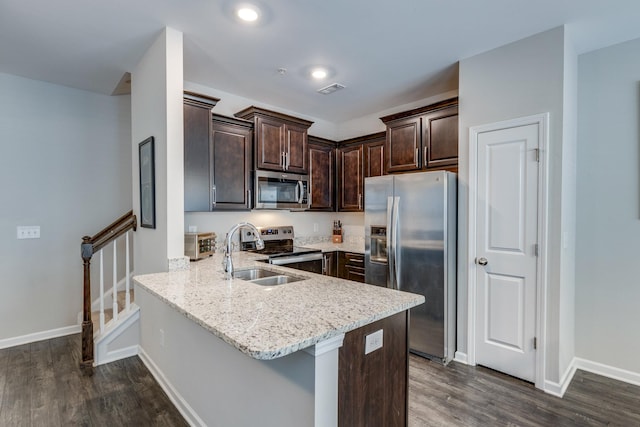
[269,253,323,274]
[255,170,309,210]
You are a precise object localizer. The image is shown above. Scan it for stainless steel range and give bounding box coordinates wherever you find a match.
[240,225,323,274]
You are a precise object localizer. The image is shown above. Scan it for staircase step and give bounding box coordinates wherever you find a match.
[91,289,135,331]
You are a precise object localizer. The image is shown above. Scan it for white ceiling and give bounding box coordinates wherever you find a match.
[1,0,640,123]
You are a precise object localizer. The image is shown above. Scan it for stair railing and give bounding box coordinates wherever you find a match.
[80,210,137,372]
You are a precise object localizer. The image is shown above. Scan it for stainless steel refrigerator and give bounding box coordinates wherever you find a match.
[365,171,456,363]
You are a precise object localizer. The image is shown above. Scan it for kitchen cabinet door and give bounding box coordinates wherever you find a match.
[337,144,364,212]
[423,105,458,169]
[384,116,421,174]
[211,116,253,210]
[235,106,313,173]
[308,137,335,211]
[364,134,385,178]
[285,123,308,173]
[255,115,285,171]
[381,98,459,174]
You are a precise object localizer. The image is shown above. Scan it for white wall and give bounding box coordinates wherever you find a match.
[185,210,364,249]
[131,28,184,274]
[575,37,640,374]
[0,72,131,341]
[458,27,573,383]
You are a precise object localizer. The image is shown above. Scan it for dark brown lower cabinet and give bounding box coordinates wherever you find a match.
[339,310,408,427]
[338,251,365,282]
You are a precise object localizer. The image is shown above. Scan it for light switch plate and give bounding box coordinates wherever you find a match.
[17,226,40,239]
[365,329,383,355]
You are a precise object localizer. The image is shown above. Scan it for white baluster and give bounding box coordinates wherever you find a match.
[99,249,105,333]
[112,241,118,322]
[125,231,130,311]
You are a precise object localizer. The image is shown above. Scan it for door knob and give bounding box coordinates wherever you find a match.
[476,257,488,266]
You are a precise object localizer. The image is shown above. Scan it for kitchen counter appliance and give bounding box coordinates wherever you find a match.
[254,170,310,210]
[240,225,323,273]
[185,232,216,261]
[365,171,457,363]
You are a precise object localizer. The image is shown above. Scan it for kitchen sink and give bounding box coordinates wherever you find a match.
[249,275,303,286]
[232,268,280,281]
[232,268,304,286]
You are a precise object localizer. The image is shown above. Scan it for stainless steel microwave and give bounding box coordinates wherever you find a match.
[254,170,309,210]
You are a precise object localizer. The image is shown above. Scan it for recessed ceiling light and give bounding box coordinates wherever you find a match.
[311,68,328,79]
[237,6,259,22]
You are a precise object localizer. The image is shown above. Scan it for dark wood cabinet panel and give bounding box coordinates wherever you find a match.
[255,116,285,171]
[285,124,308,173]
[308,137,335,211]
[339,310,408,427]
[323,251,337,277]
[381,98,458,174]
[364,134,386,178]
[183,92,253,212]
[211,115,253,210]
[235,106,313,173]
[338,251,365,282]
[384,118,421,173]
[337,145,364,212]
[424,106,458,169]
[184,102,213,212]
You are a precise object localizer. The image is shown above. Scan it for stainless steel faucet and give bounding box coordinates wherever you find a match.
[223,222,264,279]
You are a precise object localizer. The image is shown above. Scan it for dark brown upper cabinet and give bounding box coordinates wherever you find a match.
[183,92,253,211]
[235,106,313,174]
[210,114,253,210]
[380,98,458,174]
[308,136,336,211]
[184,92,219,212]
[337,143,364,212]
[363,132,386,178]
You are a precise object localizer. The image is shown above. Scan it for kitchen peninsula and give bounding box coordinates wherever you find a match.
[134,251,424,427]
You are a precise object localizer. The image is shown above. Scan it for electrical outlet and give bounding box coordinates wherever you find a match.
[188,225,197,233]
[17,226,40,239]
[365,329,383,355]
[159,329,165,347]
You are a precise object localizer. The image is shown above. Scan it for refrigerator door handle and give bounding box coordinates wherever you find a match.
[386,196,394,289]
[392,196,400,290]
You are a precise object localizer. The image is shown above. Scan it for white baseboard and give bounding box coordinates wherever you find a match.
[138,347,206,427]
[0,324,81,350]
[544,357,578,398]
[454,351,468,364]
[574,357,640,388]
[97,345,139,366]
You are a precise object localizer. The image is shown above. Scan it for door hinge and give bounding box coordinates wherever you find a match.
[534,337,537,350]
[534,243,539,257]
[534,148,540,162]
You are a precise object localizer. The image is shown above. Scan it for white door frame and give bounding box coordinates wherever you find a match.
[467,113,549,390]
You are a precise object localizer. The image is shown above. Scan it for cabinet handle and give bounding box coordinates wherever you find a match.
[247,189,252,208]
[281,151,285,169]
[212,185,216,208]
[415,147,419,166]
[424,146,428,168]
[285,152,290,170]
[358,193,362,210]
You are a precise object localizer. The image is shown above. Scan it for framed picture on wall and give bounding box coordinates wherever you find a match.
[138,136,156,229]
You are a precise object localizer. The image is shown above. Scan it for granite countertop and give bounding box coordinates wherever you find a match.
[304,241,365,254]
[133,252,423,360]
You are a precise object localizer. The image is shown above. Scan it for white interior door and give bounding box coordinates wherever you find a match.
[475,123,539,382]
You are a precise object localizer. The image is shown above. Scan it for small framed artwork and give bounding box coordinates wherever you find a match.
[138,136,156,229]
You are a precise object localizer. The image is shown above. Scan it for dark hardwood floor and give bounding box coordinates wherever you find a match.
[409,354,640,427]
[2,335,639,426]
[0,334,187,426]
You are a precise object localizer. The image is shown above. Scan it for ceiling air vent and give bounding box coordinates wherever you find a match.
[317,83,346,95]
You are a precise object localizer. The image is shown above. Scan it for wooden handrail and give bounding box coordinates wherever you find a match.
[80,210,137,373]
